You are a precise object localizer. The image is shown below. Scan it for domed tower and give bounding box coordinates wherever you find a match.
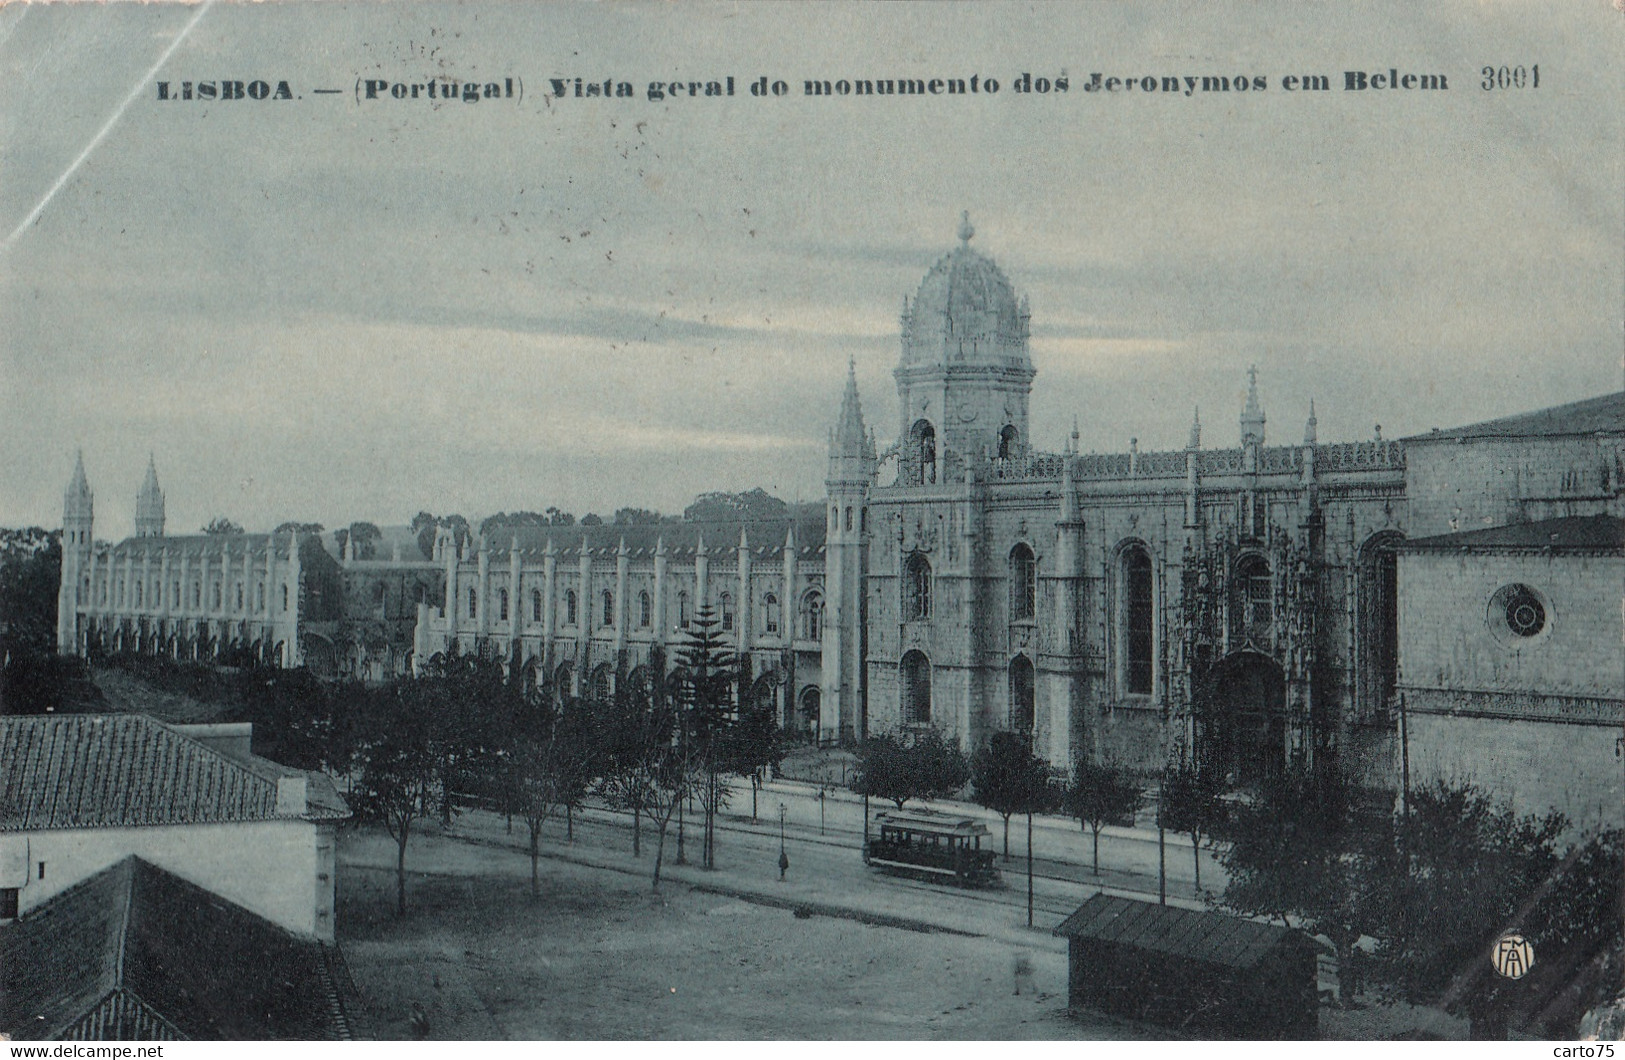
[895,213,1035,484]
[134,454,165,538]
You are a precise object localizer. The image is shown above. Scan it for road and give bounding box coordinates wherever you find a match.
[442,775,1227,938]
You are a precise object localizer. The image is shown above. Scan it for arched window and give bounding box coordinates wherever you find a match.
[904,553,932,621]
[565,589,578,626]
[256,581,265,612]
[720,592,735,632]
[1010,543,1036,621]
[601,589,614,627]
[590,664,613,701]
[909,419,938,485]
[374,582,387,607]
[1122,547,1154,695]
[282,584,289,611]
[1231,554,1272,644]
[678,590,690,628]
[498,588,509,622]
[801,591,823,641]
[211,581,221,610]
[192,581,201,608]
[555,662,574,703]
[998,424,1019,460]
[1358,533,1403,718]
[901,650,932,724]
[135,581,144,608]
[844,507,853,532]
[467,586,478,619]
[532,589,543,622]
[764,593,780,634]
[1009,655,1035,733]
[798,686,822,733]
[639,590,652,627]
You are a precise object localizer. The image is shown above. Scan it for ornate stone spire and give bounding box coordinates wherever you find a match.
[1304,399,1318,445]
[134,453,165,537]
[957,210,974,246]
[830,358,869,460]
[1240,367,1266,447]
[1188,406,1202,450]
[64,449,94,530]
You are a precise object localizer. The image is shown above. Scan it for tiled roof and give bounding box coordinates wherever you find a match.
[1406,391,1624,442]
[0,714,349,831]
[473,510,830,561]
[101,531,300,561]
[0,857,349,1040]
[1053,893,1312,970]
[1403,514,1623,553]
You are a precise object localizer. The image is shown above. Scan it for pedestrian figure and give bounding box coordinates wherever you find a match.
[779,848,790,880]
[1012,954,1035,996]
[409,1001,431,1039]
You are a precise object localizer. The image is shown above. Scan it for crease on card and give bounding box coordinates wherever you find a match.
[3,1,212,253]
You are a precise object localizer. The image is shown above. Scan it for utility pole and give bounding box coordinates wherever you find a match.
[1026,811,1035,928]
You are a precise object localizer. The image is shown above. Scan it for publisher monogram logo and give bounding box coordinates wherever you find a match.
[1492,933,1535,980]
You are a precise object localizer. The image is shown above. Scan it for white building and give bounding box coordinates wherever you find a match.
[0,713,349,941]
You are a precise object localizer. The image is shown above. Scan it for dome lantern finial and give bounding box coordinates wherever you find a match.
[957,211,974,246]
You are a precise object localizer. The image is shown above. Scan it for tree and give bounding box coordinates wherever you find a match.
[497,693,597,898]
[971,731,1053,861]
[850,729,970,811]
[345,681,444,916]
[1366,779,1567,1037]
[1157,762,1228,891]
[1062,760,1144,877]
[1216,769,1381,983]
[347,521,382,560]
[202,516,244,535]
[683,488,789,523]
[971,731,1060,925]
[273,520,324,536]
[0,530,60,659]
[596,678,690,889]
[613,507,663,525]
[723,695,784,822]
[413,513,468,561]
[671,605,738,870]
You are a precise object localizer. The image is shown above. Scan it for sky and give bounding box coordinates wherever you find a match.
[2,2,1621,536]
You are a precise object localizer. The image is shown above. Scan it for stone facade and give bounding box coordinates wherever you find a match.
[56,219,1625,820]
[411,516,830,737]
[1397,517,1623,829]
[854,220,1414,786]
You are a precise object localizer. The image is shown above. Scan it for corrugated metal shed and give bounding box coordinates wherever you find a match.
[1055,893,1295,970]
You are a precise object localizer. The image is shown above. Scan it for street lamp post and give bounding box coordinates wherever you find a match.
[778,802,789,880]
[819,787,826,835]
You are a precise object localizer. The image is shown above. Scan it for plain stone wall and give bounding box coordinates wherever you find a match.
[10,818,337,940]
[1398,550,1622,698]
[1405,711,1623,833]
[1405,435,1621,538]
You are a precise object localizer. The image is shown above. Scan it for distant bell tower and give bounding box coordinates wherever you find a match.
[824,358,876,742]
[895,213,1035,484]
[135,454,165,538]
[58,450,95,653]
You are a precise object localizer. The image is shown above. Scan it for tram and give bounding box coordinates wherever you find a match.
[863,809,1000,887]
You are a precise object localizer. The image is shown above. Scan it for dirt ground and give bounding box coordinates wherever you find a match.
[337,829,1154,1041]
